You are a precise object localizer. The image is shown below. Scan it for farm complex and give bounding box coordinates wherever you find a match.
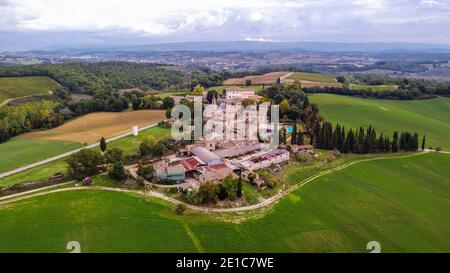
[0,53,449,254]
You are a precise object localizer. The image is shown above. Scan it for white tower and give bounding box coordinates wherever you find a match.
[132,126,139,136]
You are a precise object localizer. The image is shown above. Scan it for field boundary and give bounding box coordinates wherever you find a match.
[0,152,436,212]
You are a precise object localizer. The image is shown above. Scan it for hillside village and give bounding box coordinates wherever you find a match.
[138,86,315,198]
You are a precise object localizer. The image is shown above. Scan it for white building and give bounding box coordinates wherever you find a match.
[225,87,258,100]
[240,149,290,171]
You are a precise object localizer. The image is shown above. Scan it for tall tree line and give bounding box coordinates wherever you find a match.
[315,122,423,153]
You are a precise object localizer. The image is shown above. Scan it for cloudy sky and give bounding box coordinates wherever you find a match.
[1,0,450,51]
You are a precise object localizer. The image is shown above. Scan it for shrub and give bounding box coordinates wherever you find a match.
[108,161,128,181]
[175,204,187,215]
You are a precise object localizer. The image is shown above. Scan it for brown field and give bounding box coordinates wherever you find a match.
[22,110,166,144]
[223,71,291,85]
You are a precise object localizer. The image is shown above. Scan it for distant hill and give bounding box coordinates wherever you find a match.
[7,41,450,55]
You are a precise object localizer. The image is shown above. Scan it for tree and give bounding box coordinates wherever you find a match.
[100,137,107,153]
[162,97,175,109]
[392,132,399,152]
[108,161,127,181]
[302,96,310,109]
[412,133,419,151]
[421,135,426,151]
[237,175,243,198]
[131,97,142,110]
[241,98,255,108]
[336,76,346,83]
[105,148,123,164]
[66,149,103,180]
[279,99,290,115]
[206,90,218,103]
[291,123,297,145]
[245,79,252,86]
[197,182,219,204]
[191,84,205,96]
[137,164,154,180]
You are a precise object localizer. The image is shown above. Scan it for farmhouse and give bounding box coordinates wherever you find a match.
[240,149,290,171]
[190,146,223,165]
[193,163,235,184]
[153,160,186,184]
[225,87,261,100]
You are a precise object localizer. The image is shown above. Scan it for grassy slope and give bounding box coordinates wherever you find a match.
[0,126,171,187]
[207,85,265,94]
[309,94,450,150]
[349,84,398,91]
[287,72,337,83]
[0,76,60,103]
[0,153,449,252]
[0,138,81,174]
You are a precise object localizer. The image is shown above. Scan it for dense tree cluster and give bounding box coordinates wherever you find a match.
[304,77,450,99]
[0,62,190,94]
[263,84,322,143]
[0,100,64,143]
[183,176,242,205]
[66,145,128,181]
[315,122,422,153]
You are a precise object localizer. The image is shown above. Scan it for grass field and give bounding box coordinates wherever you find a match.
[223,72,290,85]
[0,138,81,174]
[154,91,189,98]
[0,76,60,104]
[350,84,398,91]
[287,72,337,83]
[207,85,265,94]
[21,110,166,144]
[0,126,171,188]
[309,94,450,151]
[0,152,448,252]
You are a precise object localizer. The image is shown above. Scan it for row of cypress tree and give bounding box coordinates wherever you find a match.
[313,122,425,154]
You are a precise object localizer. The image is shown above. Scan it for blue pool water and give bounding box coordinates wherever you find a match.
[286,127,293,133]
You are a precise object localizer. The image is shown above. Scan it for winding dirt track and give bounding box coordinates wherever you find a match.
[0,152,432,212]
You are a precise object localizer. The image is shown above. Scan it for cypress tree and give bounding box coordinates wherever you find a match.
[338,126,345,152]
[302,96,310,109]
[377,134,384,152]
[392,132,399,152]
[399,132,405,151]
[291,123,297,145]
[421,135,426,151]
[348,129,355,152]
[412,133,419,151]
[315,123,322,148]
[311,122,321,149]
[100,137,107,153]
[327,122,333,150]
[385,136,391,152]
[298,132,304,145]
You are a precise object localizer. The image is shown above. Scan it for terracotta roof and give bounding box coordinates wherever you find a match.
[180,156,205,171]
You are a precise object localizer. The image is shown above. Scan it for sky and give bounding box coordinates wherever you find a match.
[1,0,450,51]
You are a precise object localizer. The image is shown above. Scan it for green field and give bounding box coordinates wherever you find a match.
[0,126,171,188]
[0,152,448,252]
[287,72,337,83]
[105,126,171,155]
[154,91,189,98]
[350,84,398,91]
[309,94,450,150]
[0,138,82,174]
[207,85,265,94]
[0,76,60,103]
